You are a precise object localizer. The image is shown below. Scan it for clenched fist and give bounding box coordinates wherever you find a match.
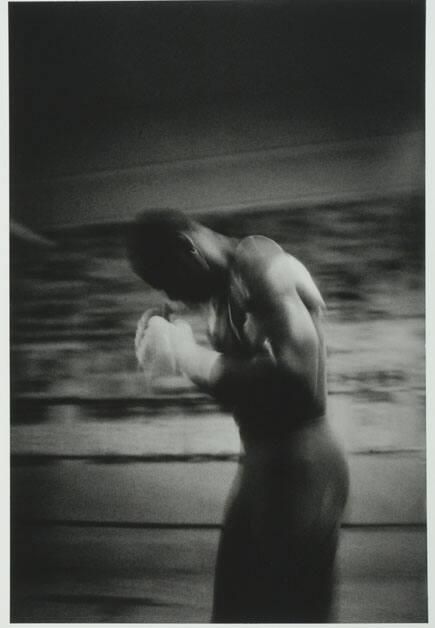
[135,309,197,377]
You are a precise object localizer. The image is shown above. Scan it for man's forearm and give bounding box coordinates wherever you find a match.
[176,341,221,391]
[175,337,277,405]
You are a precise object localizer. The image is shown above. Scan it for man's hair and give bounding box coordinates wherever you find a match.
[126,208,196,292]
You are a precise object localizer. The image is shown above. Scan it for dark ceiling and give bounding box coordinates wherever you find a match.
[10,1,424,118]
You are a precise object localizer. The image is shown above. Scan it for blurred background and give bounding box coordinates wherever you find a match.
[10,0,426,622]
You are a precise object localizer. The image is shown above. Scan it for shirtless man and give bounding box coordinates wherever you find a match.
[128,209,349,622]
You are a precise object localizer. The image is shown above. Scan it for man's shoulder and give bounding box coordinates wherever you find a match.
[232,236,325,310]
[233,235,303,279]
[231,235,291,301]
[233,235,284,271]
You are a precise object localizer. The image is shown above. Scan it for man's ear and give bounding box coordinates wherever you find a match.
[176,233,196,254]
[177,233,210,271]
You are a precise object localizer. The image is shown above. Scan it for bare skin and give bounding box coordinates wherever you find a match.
[135,226,348,622]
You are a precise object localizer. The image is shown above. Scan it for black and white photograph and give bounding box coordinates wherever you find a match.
[9,0,426,622]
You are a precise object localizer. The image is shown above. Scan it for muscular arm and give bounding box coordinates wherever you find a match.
[235,237,325,392]
[173,237,326,410]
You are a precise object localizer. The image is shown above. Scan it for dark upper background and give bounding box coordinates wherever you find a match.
[9,0,425,228]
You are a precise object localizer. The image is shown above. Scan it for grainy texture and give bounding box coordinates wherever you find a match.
[10,1,425,621]
[11,526,427,623]
[11,454,425,525]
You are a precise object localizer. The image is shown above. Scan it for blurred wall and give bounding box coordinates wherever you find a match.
[9,0,425,229]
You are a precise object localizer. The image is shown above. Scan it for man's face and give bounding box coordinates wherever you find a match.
[162,231,222,303]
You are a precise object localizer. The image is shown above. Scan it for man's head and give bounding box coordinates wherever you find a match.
[127,209,231,303]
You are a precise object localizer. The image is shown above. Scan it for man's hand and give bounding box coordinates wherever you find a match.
[135,308,163,366]
[135,312,179,376]
[135,310,198,373]
[170,319,197,357]
[135,310,221,391]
